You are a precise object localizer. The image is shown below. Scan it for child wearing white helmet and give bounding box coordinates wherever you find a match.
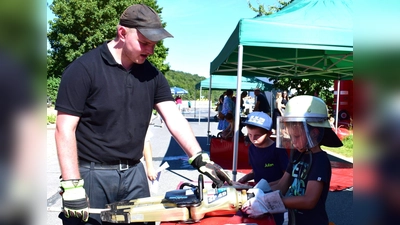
[238,111,289,225]
[241,95,342,225]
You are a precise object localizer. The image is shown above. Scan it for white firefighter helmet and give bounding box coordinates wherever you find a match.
[276,95,342,149]
[283,95,330,128]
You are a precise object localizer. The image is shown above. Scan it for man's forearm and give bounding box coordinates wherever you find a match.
[55,128,81,180]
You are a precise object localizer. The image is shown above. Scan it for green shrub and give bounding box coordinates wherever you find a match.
[342,134,353,149]
[47,114,56,124]
[47,76,60,105]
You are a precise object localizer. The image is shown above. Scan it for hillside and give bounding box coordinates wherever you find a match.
[165,70,222,101]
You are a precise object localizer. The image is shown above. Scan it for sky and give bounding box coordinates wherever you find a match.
[47,0,278,78]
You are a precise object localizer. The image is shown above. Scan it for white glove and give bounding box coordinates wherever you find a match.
[241,188,286,218]
[254,179,271,193]
[242,188,270,218]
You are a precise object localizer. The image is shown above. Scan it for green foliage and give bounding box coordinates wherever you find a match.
[47,114,57,124]
[47,76,61,105]
[322,134,353,158]
[47,0,170,79]
[271,78,334,111]
[342,134,353,150]
[248,0,294,16]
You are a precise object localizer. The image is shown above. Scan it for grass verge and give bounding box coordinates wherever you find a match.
[322,134,353,158]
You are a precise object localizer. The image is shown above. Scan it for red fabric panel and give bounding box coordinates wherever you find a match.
[330,161,353,191]
[161,213,276,225]
[209,137,252,170]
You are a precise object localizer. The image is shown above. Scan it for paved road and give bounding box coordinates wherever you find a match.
[47,110,353,225]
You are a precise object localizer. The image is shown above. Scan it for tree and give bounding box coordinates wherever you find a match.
[247,0,334,105]
[248,0,294,16]
[272,78,334,110]
[47,0,171,79]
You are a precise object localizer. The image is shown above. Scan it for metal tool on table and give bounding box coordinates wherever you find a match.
[100,174,253,223]
[47,207,110,214]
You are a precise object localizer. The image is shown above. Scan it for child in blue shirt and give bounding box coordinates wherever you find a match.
[238,111,289,225]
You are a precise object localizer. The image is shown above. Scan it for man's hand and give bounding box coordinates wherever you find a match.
[60,179,89,222]
[189,153,233,188]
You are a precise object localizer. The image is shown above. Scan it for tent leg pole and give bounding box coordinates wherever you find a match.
[232,45,244,182]
[335,80,341,132]
[207,76,212,145]
[199,88,202,124]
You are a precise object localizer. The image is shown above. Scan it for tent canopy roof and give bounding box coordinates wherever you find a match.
[210,0,353,80]
[195,75,273,91]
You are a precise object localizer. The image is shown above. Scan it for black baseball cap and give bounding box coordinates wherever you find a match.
[119,4,173,42]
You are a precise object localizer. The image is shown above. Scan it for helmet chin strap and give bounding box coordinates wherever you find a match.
[291,150,305,164]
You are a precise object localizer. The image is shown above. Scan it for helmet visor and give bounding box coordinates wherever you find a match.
[276,117,325,151]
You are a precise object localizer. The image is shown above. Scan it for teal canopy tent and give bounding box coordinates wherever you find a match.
[210,0,353,80]
[209,0,353,180]
[195,75,273,91]
[194,75,273,124]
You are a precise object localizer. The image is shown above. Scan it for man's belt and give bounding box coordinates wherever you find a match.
[79,159,141,171]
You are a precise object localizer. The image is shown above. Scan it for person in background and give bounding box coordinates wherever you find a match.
[240,91,248,113]
[238,90,249,136]
[242,96,343,225]
[175,95,182,112]
[220,113,234,140]
[187,100,191,112]
[55,4,232,224]
[253,88,271,116]
[143,128,156,181]
[150,109,164,128]
[216,94,225,126]
[237,111,288,225]
[281,90,289,110]
[218,89,235,131]
[272,92,284,132]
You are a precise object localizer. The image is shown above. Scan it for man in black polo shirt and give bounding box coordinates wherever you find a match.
[55,4,232,224]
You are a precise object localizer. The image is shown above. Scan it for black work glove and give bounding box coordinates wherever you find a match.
[189,153,233,188]
[60,179,89,222]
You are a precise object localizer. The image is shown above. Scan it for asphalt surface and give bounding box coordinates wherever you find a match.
[46,109,353,225]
